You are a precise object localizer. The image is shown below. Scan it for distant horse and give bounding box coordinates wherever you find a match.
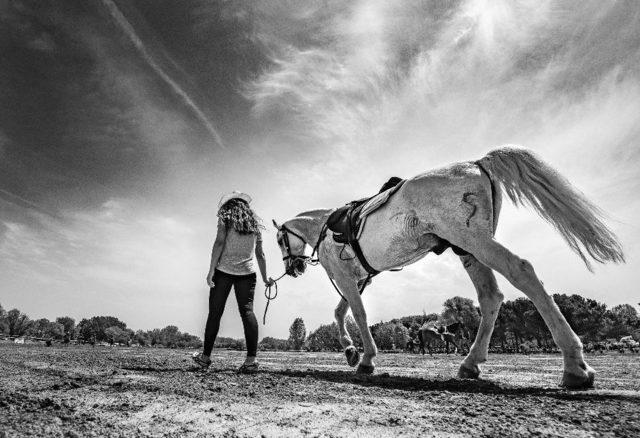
[273,147,623,388]
[418,322,466,355]
[441,322,468,354]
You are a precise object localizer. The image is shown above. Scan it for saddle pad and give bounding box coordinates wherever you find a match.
[356,180,405,239]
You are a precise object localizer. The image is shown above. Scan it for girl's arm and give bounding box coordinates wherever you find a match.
[255,234,273,286]
[206,218,227,287]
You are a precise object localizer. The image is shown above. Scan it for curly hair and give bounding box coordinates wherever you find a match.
[217,198,264,235]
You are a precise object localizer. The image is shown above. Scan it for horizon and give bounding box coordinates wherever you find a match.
[2,1,640,341]
[1,290,638,341]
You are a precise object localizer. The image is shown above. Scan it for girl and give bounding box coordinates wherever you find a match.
[193,191,273,373]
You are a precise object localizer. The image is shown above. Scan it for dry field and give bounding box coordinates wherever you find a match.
[1,344,639,437]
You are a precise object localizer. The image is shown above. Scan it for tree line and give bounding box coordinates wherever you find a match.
[259,294,640,353]
[0,303,202,349]
[3,293,638,353]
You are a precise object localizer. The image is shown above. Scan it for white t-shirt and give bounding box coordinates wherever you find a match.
[216,220,262,276]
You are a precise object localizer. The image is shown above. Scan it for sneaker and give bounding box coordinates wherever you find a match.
[237,362,259,374]
[192,352,211,369]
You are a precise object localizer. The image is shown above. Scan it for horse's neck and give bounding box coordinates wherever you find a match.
[288,209,332,246]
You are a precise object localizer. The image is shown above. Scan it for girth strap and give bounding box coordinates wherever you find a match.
[346,207,379,276]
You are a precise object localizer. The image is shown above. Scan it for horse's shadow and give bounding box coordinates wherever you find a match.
[269,368,640,404]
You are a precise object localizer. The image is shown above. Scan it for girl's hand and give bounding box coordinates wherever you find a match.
[207,273,215,288]
[264,277,275,287]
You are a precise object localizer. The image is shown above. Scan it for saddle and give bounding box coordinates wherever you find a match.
[325,178,405,275]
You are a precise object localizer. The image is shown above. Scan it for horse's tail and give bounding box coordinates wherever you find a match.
[477,146,624,271]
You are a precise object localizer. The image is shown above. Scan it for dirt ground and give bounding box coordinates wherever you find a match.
[1,345,639,437]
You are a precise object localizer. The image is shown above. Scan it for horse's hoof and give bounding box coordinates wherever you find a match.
[458,363,481,379]
[560,368,595,389]
[356,364,375,375]
[345,346,360,367]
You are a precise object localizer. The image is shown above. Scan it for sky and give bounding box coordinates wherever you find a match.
[1,0,639,340]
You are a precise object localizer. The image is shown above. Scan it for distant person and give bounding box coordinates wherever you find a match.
[192,191,274,373]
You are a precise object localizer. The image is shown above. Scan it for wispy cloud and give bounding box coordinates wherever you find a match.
[248,1,640,160]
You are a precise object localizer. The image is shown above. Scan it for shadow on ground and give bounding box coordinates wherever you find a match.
[267,368,640,403]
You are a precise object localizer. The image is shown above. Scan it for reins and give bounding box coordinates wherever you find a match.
[262,271,287,325]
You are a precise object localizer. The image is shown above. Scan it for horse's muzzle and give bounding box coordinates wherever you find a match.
[286,258,307,277]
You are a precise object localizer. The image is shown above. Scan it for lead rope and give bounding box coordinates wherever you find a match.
[262,272,287,325]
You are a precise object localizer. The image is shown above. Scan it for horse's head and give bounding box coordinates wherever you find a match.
[273,219,308,277]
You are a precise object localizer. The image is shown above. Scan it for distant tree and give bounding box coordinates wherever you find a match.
[56,317,76,339]
[288,318,306,350]
[523,309,551,348]
[28,319,64,340]
[553,294,608,342]
[133,326,201,348]
[493,299,529,351]
[259,337,289,350]
[160,325,181,348]
[604,304,639,339]
[0,303,8,334]
[441,296,480,337]
[179,332,202,349]
[372,322,397,350]
[105,326,129,345]
[76,318,95,342]
[512,298,535,347]
[214,337,245,350]
[393,324,409,349]
[148,328,163,346]
[76,316,127,343]
[306,323,341,351]
[231,338,246,350]
[134,330,150,346]
[6,309,32,337]
[492,306,509,351]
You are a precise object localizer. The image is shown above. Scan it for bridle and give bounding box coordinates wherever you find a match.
[263,224,322,325]
[278,224,312,271]
[265,221,354,324]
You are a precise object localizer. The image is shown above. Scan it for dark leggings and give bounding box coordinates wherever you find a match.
[203,269,258,357]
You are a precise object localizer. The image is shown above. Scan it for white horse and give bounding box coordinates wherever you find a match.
[273,146,623,388]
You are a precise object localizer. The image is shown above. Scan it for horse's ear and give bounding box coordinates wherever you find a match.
[272,219,280,229]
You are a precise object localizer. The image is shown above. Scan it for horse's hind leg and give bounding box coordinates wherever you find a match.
[458,254,504,379]
[334,298,360,367]
[467,238,593,388]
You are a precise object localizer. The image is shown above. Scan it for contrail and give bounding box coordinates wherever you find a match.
[99,0,225,149]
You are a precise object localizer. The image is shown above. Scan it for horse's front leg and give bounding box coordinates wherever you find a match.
[334,275,377,374]
[334,298,360,367]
